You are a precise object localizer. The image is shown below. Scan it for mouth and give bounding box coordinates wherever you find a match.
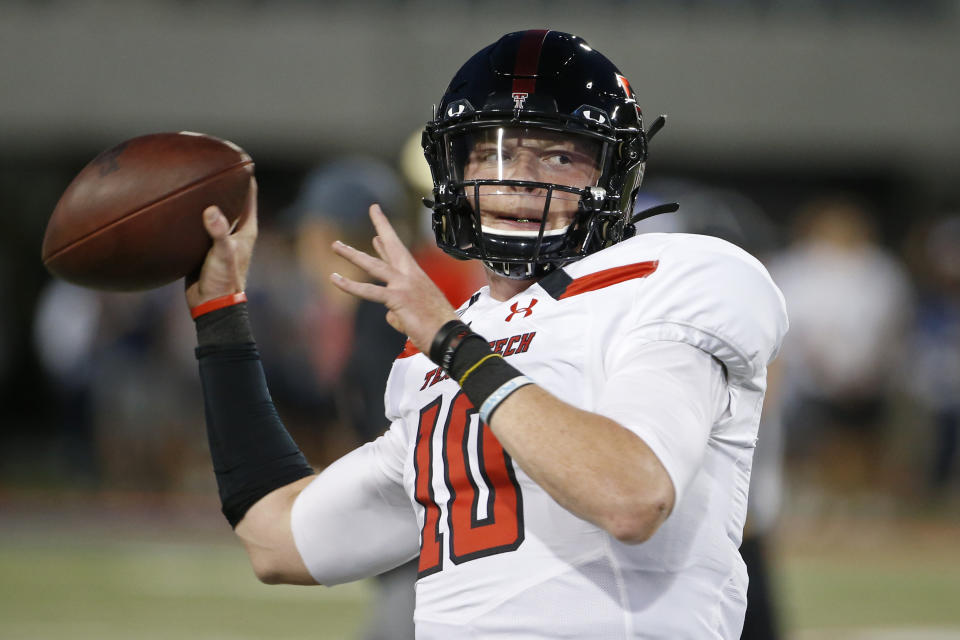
[481,216,568,237]
[481,204,547,224]
[476,192,577,234]
[494,213,543,228]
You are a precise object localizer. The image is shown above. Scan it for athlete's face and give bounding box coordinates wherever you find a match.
[461,128,602,233]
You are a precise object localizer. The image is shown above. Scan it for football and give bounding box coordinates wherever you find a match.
[41,131,254,291]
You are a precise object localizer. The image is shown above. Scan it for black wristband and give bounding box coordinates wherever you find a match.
[429,320,491,373]
[447,336,495,382]
[430,321,530,420]
[443,329,525,420]
[195,317,313,527]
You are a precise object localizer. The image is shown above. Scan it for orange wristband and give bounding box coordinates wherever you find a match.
[190,292,248,320]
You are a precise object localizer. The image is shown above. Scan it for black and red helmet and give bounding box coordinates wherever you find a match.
[423,30,665,279]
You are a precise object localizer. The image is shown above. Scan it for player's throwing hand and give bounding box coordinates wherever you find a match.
[186,177,258,309]
[330,204,458,353]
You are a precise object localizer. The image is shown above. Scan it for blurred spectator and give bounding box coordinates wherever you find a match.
[905,215,960,494]
[287,159,406,391]
[33,280,206,490]
[90,285,206,491]
[769,195,914,494]
[33,280,102,482]
[245,158,409,467]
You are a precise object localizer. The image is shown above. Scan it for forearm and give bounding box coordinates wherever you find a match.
[488,384,674,543]
[195,305,314,524]
[432,321,675,543]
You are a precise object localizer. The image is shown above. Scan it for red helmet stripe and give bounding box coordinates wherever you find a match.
[511,29,549,95]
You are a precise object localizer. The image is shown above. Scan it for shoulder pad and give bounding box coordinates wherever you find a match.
[627,235,788,385]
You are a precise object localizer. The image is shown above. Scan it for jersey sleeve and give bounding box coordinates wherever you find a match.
[614,237,788,388]
[595,340,728,506]
[290,420,418,585]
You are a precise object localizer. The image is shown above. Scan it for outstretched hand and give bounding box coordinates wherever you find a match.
[185,177,258,309]
[330,204,458,354]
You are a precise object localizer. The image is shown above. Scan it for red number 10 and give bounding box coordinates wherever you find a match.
[413,390,524,578]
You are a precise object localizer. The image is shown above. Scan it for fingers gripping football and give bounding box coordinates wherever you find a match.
[331,204,457,352]
[185,177,258,308]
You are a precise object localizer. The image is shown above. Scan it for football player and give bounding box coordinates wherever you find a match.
[187,30,788,638]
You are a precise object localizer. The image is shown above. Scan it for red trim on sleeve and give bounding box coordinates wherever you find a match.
[511,29,549,95]
[557,261,659,300]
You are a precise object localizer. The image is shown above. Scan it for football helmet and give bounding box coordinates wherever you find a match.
[423,30,666,279]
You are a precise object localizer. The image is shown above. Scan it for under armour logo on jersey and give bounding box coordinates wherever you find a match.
[506,298,537,321]
[512,92,529,109]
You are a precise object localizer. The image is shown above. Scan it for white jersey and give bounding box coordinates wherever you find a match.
[292,232,788,639]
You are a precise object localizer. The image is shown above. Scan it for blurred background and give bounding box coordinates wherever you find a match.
[2,1,959,639]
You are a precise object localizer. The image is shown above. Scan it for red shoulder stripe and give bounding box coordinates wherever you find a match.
[557,261,659,300]
[396,338,420,359]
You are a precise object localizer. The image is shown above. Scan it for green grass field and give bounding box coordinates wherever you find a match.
[777,514,960,639]
[1,492,959,639]
[0,539,372,640]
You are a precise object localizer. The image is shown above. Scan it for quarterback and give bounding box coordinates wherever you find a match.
[186,31,788,639]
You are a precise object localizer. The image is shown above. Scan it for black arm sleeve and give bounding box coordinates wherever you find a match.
[195,304,314,528]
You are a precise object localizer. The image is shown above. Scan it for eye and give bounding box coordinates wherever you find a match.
[544,153,573,167]
[473,147,510,164]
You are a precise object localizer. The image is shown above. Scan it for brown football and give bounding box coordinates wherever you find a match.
[41,131,254,291]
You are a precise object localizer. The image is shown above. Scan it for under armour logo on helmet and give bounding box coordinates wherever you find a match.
[505,298,538,322]
[582,110,606,124]
[511,92,529,109]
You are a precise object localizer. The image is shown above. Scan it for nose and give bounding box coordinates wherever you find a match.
[503,149,541,189]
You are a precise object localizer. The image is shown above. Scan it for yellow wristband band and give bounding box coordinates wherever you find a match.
[458,353,503,387]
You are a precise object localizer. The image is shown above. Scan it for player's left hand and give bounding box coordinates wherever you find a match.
[330,204,458,353]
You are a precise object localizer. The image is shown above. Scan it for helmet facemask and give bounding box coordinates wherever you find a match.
[426,116,646,279]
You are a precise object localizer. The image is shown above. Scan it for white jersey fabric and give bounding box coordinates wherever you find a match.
[292,232,788,639]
